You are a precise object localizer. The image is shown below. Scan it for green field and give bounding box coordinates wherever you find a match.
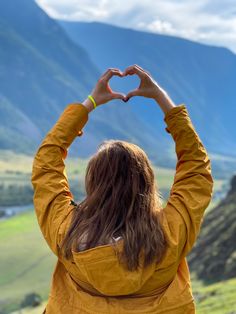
[0,150,89,206]
[0,211,56,313]
[0,149,228,208]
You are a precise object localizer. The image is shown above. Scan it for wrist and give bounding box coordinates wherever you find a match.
[82,97,95,113]
[152,86,167,102]
[90,92,101,107]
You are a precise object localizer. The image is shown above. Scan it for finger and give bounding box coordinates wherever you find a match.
[101,67,119,78]
[98,68,122,83]
[123,65,146,79]
[103,69,123,82]
[124,64,150,76]
[135,64,151,76]
[111,92,126,100]
[124,89,140,101]
[124,64,145,72]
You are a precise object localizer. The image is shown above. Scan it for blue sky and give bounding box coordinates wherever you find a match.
[36,0,236,53]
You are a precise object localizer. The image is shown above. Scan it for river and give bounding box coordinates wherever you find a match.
[0,203,34,220]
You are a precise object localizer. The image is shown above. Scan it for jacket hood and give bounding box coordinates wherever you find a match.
[68,239,157,296]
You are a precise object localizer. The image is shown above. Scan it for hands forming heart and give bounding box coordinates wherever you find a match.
[89,64,165,108]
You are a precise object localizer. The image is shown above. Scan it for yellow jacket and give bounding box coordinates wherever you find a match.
[31,103,213,313]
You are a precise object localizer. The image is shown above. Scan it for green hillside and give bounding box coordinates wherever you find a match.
[0,0,99,153]
[192,276,236,313]
[0,0,167,163]
[189,174,236,283]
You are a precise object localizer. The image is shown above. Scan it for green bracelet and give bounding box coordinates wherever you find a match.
[88,95,97,109]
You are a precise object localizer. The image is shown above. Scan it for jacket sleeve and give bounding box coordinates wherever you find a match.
[162,104,214,260]
[31,103,89,256]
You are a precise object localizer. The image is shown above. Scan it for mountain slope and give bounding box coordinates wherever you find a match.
[0,0,99,152]
[60,21,236,160]
[188,174,236,283]
[0,95,41,153]
[1,4,236,173]
[0,1,163,160]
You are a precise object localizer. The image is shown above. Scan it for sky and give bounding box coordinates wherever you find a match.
[36,0,236,54]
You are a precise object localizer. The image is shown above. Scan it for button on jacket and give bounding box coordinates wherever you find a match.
[31,103,214,313]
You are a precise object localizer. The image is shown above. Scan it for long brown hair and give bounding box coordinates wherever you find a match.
[61,140,168,271]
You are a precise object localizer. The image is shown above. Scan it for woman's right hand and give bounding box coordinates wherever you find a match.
[123,64,166,102]
[123,64,176,115]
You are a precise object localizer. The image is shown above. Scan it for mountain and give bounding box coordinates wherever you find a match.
[0,95,42,152]
[59,21,236,163]
[0,0,96,152]
[1,3,236,174]
[188,174,236,283]
[0,1,166,161]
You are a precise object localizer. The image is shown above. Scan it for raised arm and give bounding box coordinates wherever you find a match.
[31,68,126,256]
[123,64,214,260]
[31,103,89,256]
[162,103,213,260]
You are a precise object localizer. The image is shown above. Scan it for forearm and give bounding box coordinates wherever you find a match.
[41,103,89,150]
[163,105,213,258]
[32,103,89,206]
[153,89,176,115]
[165,105,212,180]
[31,103,90,256]
[164,105,213,218]
[32,103,89,204]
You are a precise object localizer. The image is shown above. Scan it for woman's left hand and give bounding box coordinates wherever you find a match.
[83,68,126,112]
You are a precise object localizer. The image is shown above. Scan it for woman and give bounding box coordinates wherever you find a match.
[31,64,213,313]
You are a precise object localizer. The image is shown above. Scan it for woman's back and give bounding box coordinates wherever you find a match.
[31,66,213,313]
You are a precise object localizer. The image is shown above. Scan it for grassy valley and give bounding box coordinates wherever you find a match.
[0,211,55,313]
[0,149,228,209]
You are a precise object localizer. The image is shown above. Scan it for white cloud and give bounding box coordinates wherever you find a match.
[36,0,236,53]
[137,20,175,34]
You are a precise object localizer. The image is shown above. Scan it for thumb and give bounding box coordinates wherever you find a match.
[124,89,140,101]
[111,92,126,100]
